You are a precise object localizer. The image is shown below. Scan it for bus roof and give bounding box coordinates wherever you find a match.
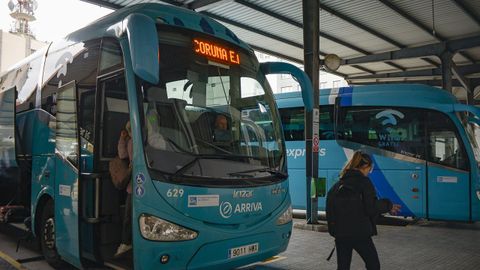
[65,3,250,51]
[2,3,251,77]
[275,84,460,109]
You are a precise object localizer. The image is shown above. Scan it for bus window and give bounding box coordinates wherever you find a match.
[42,40,101,116]
[339,106,425,159]
[241,77,265,98]
[279,105,334,141]
[100,76,129,159]
[427,111,468,170]
[320,106,334,139]
[78,89,95,143]
[279,107,304,141]
[99,39,124,75]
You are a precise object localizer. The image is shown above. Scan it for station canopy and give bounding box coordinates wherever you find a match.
[81,0,480,95]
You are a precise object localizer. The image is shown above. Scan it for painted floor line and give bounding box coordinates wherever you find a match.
[0,251,27,270]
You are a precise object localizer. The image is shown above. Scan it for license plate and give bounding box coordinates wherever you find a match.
[228,243,259,258]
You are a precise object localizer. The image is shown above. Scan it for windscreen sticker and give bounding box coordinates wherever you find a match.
[59,185,71,197]
[188,195,220,207]
[437,176,458,183]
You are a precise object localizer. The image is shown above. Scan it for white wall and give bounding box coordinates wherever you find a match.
[254,51,348,94]
[0,30,47,72]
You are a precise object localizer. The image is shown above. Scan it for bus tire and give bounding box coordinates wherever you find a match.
[39,200,66,269]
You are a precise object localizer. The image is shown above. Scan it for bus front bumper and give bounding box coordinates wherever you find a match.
[187,224,292,270]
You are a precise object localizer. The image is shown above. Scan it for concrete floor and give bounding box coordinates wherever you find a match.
[1,219,479,270]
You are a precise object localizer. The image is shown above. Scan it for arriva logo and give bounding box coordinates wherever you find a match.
[219,201,263,218]
[220,201,233,218]
[287,148,326,158]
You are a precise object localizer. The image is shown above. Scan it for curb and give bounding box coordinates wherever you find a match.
[0,251,27,270]
[293,221,329,232]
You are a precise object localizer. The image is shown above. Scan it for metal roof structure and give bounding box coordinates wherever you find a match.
[80,0,480,96]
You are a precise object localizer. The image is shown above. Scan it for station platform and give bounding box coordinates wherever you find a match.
[1,219,479,270]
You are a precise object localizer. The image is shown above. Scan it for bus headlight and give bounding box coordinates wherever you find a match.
[476,190,480,201]
[139,214,198,241]
[276,206,292,225]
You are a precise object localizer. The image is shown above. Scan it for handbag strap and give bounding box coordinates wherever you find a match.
[326,244,336,261]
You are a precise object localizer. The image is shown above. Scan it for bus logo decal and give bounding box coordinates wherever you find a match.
[287,148,305,159]
[233,190,253,198]
[375,109,404,126]
[287,148,326,158]
[271,187,286,195]
[220,201,263,218]
[220,201,233,218]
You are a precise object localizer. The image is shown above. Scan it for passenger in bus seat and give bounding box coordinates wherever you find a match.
[115,121,133,258]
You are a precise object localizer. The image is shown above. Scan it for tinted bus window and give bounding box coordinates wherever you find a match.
[339,106,425,159]
[427,111,468,170]
[279,107,304,141]
[99,39,124,75]
[279,105,334,141]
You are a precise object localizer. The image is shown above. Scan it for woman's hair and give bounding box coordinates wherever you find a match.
[125,121,132,136]
[339,151,373,177]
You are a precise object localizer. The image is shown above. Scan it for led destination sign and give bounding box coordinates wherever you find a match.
[193,39,240,65]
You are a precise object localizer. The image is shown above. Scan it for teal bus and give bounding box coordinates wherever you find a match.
[0,3,314,269]
[276,85,480,222]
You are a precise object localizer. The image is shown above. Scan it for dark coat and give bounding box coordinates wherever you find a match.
[326,169,392,239]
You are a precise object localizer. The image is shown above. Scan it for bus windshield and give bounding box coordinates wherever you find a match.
[139,28,285,185]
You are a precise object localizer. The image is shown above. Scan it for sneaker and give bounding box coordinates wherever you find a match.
[114,244,132,258]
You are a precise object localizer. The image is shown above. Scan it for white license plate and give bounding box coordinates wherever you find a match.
[228,243,259,258]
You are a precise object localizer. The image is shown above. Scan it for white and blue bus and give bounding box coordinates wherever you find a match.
[0,3,315,269]
[276,84,480,222]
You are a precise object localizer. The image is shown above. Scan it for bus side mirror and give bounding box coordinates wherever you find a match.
[260,62,313,112]
[124,13,159,85]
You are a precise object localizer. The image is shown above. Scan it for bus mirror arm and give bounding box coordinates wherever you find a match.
[260,62,314,112]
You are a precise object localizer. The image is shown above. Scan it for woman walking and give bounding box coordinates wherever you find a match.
[326,151,401,270]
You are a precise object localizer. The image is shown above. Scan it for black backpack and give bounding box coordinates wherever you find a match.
[326,180,368,237]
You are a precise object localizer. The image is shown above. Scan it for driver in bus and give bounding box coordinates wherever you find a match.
[213,114,231,142]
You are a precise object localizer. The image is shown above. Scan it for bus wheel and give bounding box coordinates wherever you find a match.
[39,200,66,269]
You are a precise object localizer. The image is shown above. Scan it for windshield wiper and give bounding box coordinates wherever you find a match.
[228,167,288,178]
[170,154,222,179]
[170,154,264,179]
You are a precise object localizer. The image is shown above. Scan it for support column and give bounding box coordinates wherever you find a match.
[303,0,319,224]
[467,88,474,105]
[441,51,453,92]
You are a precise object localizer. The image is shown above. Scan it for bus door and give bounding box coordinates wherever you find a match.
[0,86,18,206]
[54,81,82,268]
[426,111,470,220]
[337,106,426,218]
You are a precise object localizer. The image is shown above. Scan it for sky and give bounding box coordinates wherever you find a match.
[0,0,113,42]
